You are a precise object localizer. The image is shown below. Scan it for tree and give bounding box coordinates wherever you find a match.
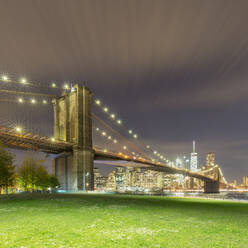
[0,145,15,194]
[17,157,47,192]
[17,157,59,192]
[49,175,60,191]
[36,165,50,191]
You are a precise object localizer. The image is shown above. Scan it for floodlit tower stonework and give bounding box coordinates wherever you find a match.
[52,85,94,191]
[190,140,198,172]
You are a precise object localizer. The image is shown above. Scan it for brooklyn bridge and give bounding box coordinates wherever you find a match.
[0,79,229,193]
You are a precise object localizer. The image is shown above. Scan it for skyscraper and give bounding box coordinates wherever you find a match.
[190,140,198,172]
[206,152,215,168]
[243,176,248,187]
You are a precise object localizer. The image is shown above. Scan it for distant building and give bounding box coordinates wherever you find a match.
[206,152,215,168]
[233,180,237,187]
[94,168,108,190]
[243,176,248,187]
[190,141,198,172]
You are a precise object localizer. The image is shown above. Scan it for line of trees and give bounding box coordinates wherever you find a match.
[0,145,60,194]
[0,145,15,193]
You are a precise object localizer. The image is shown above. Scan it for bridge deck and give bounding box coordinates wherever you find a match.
[0,127,217,182]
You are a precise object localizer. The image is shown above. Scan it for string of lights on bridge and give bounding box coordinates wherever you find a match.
[93,97,170,164]
[95,126,150,161]
[0,72,174,166]
[0,74,71,90]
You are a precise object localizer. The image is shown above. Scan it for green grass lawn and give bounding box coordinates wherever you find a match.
[0,194,247,248]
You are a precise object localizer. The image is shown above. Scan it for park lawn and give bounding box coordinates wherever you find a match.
[0,194,247,248]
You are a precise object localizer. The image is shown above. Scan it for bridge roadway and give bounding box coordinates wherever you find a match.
[0,126,216,183]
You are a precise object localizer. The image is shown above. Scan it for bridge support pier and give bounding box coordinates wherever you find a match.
[204,180,219,193]
[54,149,94,191]
[73,148,94,191]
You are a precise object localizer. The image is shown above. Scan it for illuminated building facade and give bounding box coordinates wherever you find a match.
[190,141,198,172]
[94,166,195,192]
[243,176,248,187]
[94,168,108,190]
[206,152,215,168]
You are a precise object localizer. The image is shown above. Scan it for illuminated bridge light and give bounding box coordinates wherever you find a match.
[110,113,115,119]
[18,98,24,103]
[51,137,55,142]
[20,78,27,84]
[96,127,99,131]
[95,99,101,105]
[123,146,127,150]
[133,134,137,139]
[103,149,107,153]
[102,132,106,136]
[146,145,150,149]
[63,84,69,90]
[51,82,56,88]
[31,99,36,104]
[42,100,47,104]
[108,136,112,140]
[113,139,117,143]
[128,130,132,134]
[15,127,22,133]
[2,75,8,81]
[117,119,121,124]
[103,107,108,112]
[153,151,157,154]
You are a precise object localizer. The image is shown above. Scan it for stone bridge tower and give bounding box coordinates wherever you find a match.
[52,85,94,191]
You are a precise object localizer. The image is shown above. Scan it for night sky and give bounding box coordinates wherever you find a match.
[0,0,248,182]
